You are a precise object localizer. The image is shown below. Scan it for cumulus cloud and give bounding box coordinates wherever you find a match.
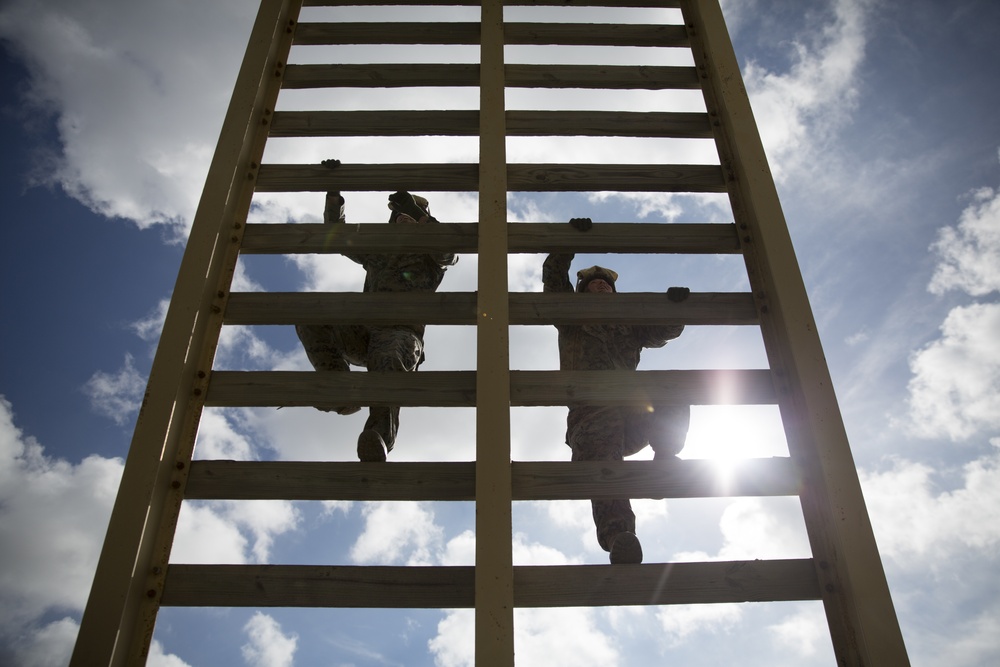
[903,303,1000,441]
[0,0,253,234]
[929,184,1000,296]
[860,442,1000,565]
[740,0,871,181]
[0,397,121,632]
[350,501,444,566]
[242,612,298,667]
[173,499,300,564]
[82,352,145,425]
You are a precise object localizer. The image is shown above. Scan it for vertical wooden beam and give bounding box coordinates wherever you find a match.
[476,0,514,664]
[69,2,302,665]
[680,1,909,665]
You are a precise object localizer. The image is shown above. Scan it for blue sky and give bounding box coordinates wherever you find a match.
[1,0,999,665]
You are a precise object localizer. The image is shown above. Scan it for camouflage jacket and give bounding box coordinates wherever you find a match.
[327,192,457,337]
[542,252,684,371]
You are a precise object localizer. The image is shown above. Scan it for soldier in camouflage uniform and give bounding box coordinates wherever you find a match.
[296,179,457,462]
[543,218,690,564]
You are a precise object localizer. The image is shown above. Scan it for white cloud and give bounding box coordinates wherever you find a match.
[656,603,743,647]
[767,604,828,658]
[173,499,300,564]
[0,0,254,234]
[859,443,1000,565]
[740,0,871,181]
[242,612,298,667]
[0,397,121,631]
[929,184,1000,296]
[350,501,444,566]
[82,352,145,424]
[903,303,1000,441]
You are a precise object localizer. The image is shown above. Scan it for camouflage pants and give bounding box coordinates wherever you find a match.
[567,404,690,551]
[295,324,424,452]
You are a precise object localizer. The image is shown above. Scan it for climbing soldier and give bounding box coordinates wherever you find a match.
[543,217,691,564]
[296,160,457,461]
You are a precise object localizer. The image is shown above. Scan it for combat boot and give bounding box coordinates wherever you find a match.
[357,429,387,462]
[609,531,643,564]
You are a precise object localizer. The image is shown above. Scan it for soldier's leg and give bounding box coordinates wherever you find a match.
[624,404,690,460]
[357,327,424,461]
[568,407,641,562]
[295,324,368,414]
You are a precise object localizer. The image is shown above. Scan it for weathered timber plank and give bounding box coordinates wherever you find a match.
[292,23,687,48]
[223,292,758,326]
[269,110,480,137]
[505,23,689,47]
[267,110,712,138]
[514,559,821,607]
[255,163,478,192]
[293,22,480,45]
[301,0,682,8]
[281,64,699,91]
[507,164,725,192]
[507,111,712,138]
[239,222,738,254]
[205,370,476,408]
[162,565,475,608]
[186,461,477,500]
[514,458,799,500]
[160,559,817,608]
[282,64,479,89]
[204,369,776,408]
[511,369,776,406]
[184,458,799,501]
[507,64,699,89]
[254,164,725,193]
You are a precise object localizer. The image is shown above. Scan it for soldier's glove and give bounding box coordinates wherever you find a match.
[321,158,341,169]
[388,190,428,221]
[666,286,690,302]
[569,217,593,232]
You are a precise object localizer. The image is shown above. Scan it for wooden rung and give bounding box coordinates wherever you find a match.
[160,559,818,608]
[293,22,688,48]
[239,222,738,255]
[301,1,682,9]
[223,292,758,326]
[204,369,776,408]
[184,458,799,501]
[281,64,699,90]
[267,110,712,138]
[255,163,726,193]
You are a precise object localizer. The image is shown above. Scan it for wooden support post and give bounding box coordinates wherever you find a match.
[475,0,514,664]
[69,2,303,665]
[680,1,909,664]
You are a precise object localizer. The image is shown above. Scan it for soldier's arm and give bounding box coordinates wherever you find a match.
[543,252,574,293]
[635,287,690,347]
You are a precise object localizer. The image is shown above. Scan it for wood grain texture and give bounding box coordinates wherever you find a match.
[267,110,712,138]
[204,369,776,408]
[184,458,800,501]
[223,292,758,326]
[281,64,699,90]
[161,559,818,608]
[254,163,725,193]
[292,22,688,48]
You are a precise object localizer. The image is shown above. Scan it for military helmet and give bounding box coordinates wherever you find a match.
[387,194,430,223]
[576,265,619,292]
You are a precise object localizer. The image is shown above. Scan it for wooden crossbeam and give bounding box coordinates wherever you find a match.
[268,110,712,138]
[204,369,776,408]
[281,64,699,89]
[161,559,819,608]
[293,22,689,48]
[223,292,758,326]
[255,163,726,192]
[238,222,738,254]
[184,458,800,501]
